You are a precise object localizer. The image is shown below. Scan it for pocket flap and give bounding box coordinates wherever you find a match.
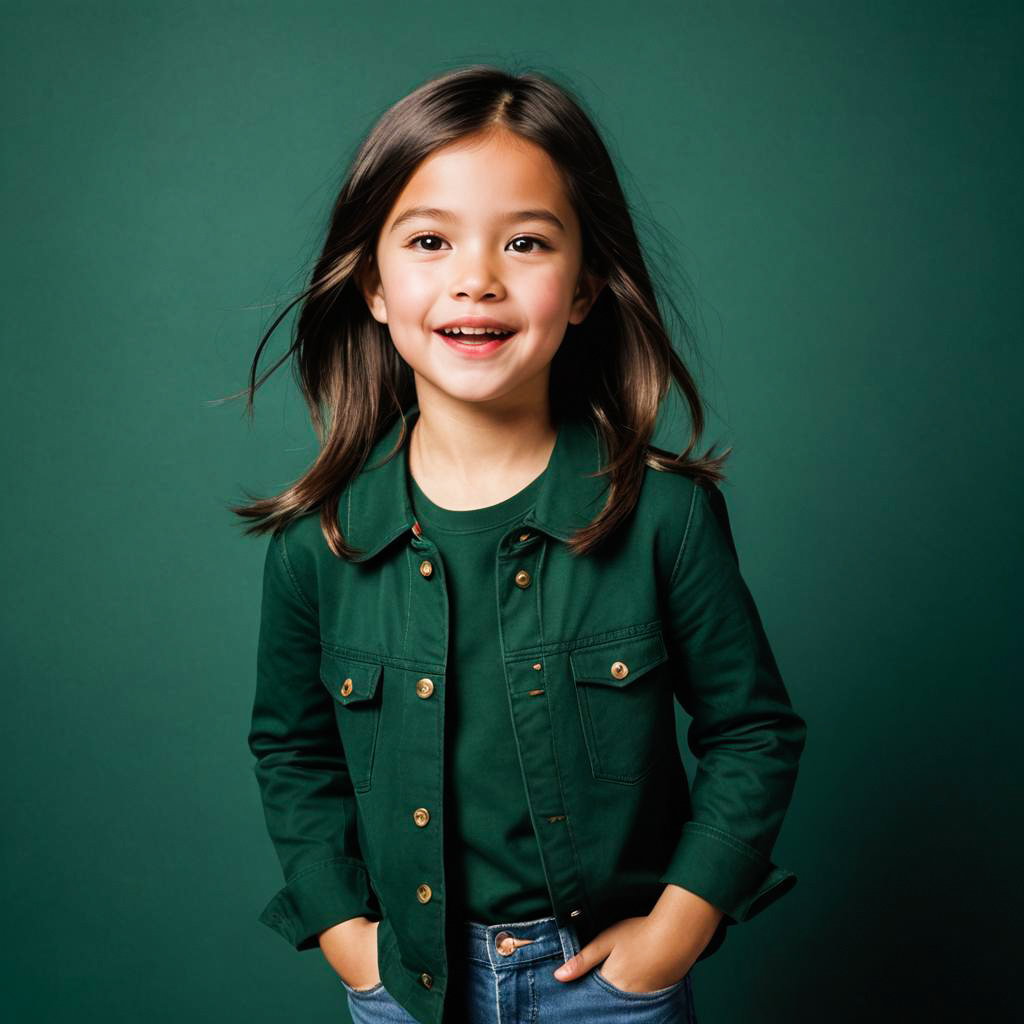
[569,630,669,688]
[319,649,383,705]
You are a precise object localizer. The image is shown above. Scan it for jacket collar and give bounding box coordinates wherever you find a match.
[341,403,610,562]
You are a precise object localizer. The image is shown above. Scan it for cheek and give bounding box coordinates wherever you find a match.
[387,271,436,325]
[522,272,575,326]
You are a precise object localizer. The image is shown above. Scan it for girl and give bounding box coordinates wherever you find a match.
[236,65,807,1024]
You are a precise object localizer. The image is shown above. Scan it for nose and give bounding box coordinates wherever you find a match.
[450,245,505,301]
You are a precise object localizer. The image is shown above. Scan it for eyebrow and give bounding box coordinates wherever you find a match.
[388,206,566,234]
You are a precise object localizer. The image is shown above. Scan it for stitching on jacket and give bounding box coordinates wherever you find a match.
[283,853,369,885]
[684,821,771,865]
[323,622,664,664]
[533,534,597,923]
[319,641,444,673]
[506,617,662,658]
[669,482,740,616]
[278,531,317,618]
[401,544,413,657]
[533,533,547,650]
[669,483,700,589]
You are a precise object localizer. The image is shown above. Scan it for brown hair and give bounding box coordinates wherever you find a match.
[228,64,731,558]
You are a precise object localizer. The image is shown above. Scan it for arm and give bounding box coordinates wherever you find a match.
[659,479,808,924]
[248,529,380,951]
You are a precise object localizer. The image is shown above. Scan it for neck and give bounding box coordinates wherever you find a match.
[408,387,557,509]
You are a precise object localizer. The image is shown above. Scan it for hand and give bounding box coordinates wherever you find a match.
[318,916,381,991]
[552,886,723,994]
[552,915,693,993]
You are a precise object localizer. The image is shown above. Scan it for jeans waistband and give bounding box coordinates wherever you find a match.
[460,915,578,969]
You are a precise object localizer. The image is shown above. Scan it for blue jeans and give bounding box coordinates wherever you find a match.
[341,913,698,1023]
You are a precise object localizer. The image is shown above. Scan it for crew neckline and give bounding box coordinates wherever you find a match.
[408,463,549,534]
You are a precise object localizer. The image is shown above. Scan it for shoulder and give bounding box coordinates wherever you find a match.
[265,510,332,605]
[636,446,706,528]
[634,446,735,577]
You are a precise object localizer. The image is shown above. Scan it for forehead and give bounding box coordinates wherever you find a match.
[385,132,574,226]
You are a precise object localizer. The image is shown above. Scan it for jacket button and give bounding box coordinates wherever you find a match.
[420,972,433,988]
[416,677,435,698]
[413,807,430,827]
[610,661,629,679]
[416,883,432,903]
[518,532,531,542]
[514,569,531,588]
[418,559,433,578]
[340,677,354,696]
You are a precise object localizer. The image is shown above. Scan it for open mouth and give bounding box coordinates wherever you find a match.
[434,327,517,344]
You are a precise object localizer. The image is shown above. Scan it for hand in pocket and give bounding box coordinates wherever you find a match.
[318,916,381,990]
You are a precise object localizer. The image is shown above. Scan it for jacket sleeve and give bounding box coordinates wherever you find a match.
[248,528,381,951]
[659,480,807,925]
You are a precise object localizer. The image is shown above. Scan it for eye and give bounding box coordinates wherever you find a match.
[407,234,449,252]
[508,236,550,254]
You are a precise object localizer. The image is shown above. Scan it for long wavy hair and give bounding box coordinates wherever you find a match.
[229,64,731,559]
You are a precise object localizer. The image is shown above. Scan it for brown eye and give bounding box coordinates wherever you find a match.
[409,234,447,251]
[509,236,549,254]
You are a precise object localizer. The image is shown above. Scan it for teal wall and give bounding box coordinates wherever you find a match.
[1,2,1018,1020]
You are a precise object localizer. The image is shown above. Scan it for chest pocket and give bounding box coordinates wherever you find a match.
[569,629,673,784]
[319,650,384,794]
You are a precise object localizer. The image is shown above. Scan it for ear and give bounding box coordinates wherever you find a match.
[357,253,389,326]
[568,269,606,326]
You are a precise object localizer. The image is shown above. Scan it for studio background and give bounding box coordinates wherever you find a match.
[1,2,1018,1021]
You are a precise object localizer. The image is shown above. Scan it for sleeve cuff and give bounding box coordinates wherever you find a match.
[659,821,798,924]
[257,855,381,951]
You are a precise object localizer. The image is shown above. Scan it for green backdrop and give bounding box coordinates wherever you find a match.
[1,2,1018,1020]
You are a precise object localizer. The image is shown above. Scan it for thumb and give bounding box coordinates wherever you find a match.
[553,937,611,982]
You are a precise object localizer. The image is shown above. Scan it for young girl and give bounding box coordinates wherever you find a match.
[237,65,807,1024]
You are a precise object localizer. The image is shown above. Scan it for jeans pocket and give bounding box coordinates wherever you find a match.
[589,965,690,1001]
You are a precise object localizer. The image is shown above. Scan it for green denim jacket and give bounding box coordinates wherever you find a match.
[248,403,807,1024]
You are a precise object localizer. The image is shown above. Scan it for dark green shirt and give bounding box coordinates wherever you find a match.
[407,464,553,925]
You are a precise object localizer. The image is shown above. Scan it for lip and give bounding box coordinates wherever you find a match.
[433,326,518,358]
[435,315,518,331]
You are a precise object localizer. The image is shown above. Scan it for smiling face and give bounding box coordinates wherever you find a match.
[358,129,603,410]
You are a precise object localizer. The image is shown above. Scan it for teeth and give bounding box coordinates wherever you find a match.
[440,326,513,336]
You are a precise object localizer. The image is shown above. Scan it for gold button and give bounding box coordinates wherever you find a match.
[416,883,432,903]
[415,677,434,698]
[514,569,531,588]
[413,807,430,827]
[519,532,531,542]
[532,662,542,671]
[570,908,582,917]
[420,972,433,988]
[494,930,515,955]
[419,559,433,578]
[340,677,353,696]
[610,661,629,679]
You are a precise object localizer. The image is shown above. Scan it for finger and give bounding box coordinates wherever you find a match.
[553,938,612,981]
